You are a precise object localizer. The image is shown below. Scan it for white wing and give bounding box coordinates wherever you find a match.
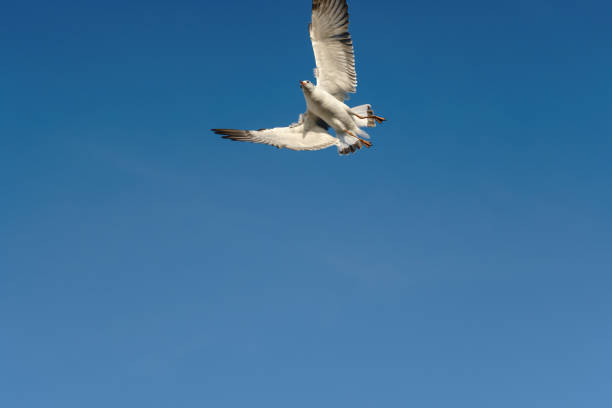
[213,113,336,151]
[309,0,357,101]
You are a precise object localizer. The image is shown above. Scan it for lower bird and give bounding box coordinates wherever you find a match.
[212,0,386,155]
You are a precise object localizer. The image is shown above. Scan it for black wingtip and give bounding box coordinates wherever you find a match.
[211,128,253,142]
[212,128,237,136]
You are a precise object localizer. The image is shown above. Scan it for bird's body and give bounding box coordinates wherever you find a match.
[212,0,386,155]
[301,83,372,152]
[303,86,353,132]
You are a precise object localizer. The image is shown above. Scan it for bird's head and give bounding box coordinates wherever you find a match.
[300,80,314,93]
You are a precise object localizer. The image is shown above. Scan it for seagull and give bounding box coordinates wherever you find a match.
[212,0,386,155]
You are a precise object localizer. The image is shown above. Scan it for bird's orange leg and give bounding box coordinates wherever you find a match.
[345,130,372,148]
[352,113,387,124]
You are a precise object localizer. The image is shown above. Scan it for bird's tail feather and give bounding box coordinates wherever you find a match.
[351,104,377,128]
[336,129,371,155]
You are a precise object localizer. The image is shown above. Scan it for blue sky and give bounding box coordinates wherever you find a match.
[1,0,611,407]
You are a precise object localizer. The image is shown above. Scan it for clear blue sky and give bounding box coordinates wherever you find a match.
[2,0,611,407]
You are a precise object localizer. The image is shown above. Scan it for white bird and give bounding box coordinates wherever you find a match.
[212,0,386,155]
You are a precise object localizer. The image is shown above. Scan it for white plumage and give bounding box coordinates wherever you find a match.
[213,0,385,155]
[309,0,357,101]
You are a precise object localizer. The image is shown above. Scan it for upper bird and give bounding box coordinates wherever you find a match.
[212,0,386,155]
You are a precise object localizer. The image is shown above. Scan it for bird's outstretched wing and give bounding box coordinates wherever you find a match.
[309,0,356,101]
[212,113,336,151]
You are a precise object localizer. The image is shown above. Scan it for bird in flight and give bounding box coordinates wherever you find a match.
[212,0,386,155]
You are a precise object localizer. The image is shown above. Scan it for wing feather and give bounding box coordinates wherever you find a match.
[310,0,356,101]
[213,113,336,151]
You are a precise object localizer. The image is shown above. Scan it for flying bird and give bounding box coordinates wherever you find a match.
[212,0,386,155]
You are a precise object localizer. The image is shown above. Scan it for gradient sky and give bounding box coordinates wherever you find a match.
[2,1,611,407]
